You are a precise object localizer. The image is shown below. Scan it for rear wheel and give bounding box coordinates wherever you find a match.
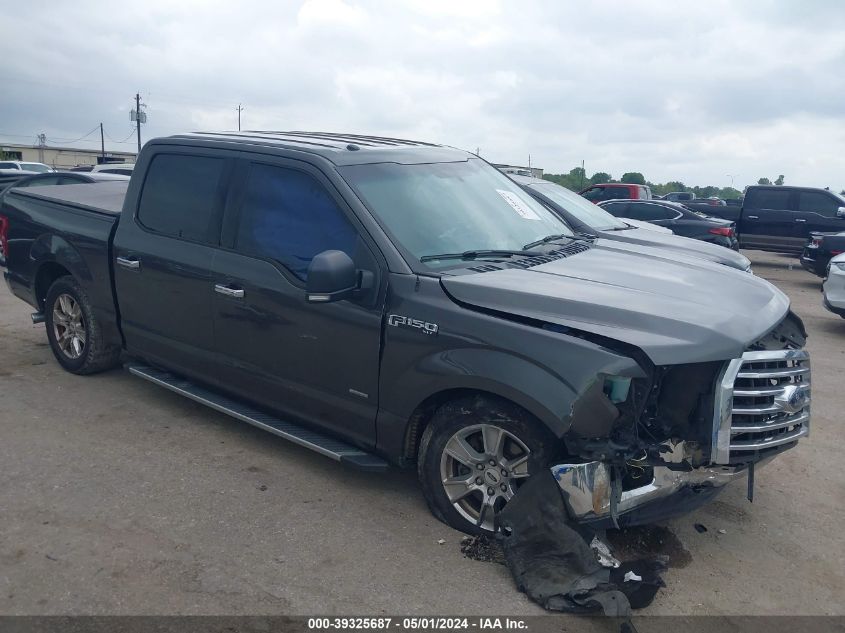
[44,276,121,374]
[417,395,556,535]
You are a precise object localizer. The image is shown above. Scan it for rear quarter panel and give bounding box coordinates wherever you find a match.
[1,191,120,344]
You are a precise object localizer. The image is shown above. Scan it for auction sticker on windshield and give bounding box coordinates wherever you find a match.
[496,189,541,220]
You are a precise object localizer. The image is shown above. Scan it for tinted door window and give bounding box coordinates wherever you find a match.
[627,203,678,221]
[600,201,629,217]
[798,191,840,217]
[137,154,226,243]
[235,164,357,281]
[746,188,791,210]
[581,187,604,202]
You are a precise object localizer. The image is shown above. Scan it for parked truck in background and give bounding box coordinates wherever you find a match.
[0,132,811,535]
[579,182,652,202]
[704,185,845,253]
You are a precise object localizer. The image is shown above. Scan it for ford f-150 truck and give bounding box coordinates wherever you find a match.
[704,185,845,253]
[0,132,811,535]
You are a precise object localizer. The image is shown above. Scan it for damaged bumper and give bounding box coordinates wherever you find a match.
[551,457,757,527]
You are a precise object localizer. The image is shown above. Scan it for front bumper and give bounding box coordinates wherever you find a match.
[551,456,752,527]
[823,267,845,315]
[800,248,826,277]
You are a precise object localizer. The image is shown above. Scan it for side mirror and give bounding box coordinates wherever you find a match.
[837,207,845,219]
[306,250,357,303]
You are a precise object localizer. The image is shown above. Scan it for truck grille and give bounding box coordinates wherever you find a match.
[712,349,810,464]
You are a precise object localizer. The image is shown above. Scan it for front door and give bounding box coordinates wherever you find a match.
[795,189,845,242]
[210,159,384,446]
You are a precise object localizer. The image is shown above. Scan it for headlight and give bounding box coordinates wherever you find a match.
[603,376,632,404]
[835,262,845,272]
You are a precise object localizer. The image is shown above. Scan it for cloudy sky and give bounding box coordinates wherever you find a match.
[3,0,845,190]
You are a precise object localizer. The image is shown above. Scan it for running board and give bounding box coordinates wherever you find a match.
[126,363,389,472]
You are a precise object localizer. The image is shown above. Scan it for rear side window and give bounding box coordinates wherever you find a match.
[797,191,840,216]
[137,154,226,243]
[746,188,790,210]
[601,201,629,216]
[234,163,357,281]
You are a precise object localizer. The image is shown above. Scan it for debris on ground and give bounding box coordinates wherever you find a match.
[591,535,621,568]
[460,535,505,565]
[606,525,692,569]
[694,523,708,533]
[718,529,727,534]
[496,471,666,616]
[437,539,445,545]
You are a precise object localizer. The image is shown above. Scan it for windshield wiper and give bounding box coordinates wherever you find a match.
[420,249,539,262]
[522,233,572,250]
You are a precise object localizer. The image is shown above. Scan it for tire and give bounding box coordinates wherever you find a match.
[44,275,121,375]
[417,394,557,536]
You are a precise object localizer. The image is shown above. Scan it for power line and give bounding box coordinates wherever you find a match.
[50,125,101,144]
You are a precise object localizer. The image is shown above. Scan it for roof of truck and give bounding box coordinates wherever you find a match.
[165,131,471,166]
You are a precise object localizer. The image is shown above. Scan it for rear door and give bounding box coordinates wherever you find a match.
[113,149,234,383]
[740,187,795,250]
[795,189,845,241]
[210,157,385,446]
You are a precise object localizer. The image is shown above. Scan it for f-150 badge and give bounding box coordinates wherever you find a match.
[387,314,439,335]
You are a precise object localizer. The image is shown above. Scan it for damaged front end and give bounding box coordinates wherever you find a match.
[553,313,811,527]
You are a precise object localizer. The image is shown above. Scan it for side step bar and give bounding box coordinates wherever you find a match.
[126,363,389,472]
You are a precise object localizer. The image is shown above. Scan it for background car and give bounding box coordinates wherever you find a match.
[823,252,845,318]
[599,198,739,249]
[0,171,130,195]
[0,168,40,188]
[619,218,673,234]
[510,175,751,271]
[800,231,845,277]
[70,163,135,175]
[665,191,695,202]
[579,182,652,202]
[0,160,53,173]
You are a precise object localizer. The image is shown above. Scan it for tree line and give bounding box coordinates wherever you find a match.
[541,167,799,199]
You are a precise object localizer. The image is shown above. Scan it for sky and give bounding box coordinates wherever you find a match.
[2,0,845,191]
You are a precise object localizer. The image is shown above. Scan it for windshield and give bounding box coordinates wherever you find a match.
[21,163,51,173]
[339,158,573,268]
[530,182,628,231]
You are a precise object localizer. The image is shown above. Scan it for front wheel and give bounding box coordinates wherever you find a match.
[44,276,121,374]
[417,395,556,535]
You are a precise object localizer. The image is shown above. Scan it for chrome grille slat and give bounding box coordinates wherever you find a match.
[712,348,810,464]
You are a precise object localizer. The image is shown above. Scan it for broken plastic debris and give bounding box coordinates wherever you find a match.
[590,536,621,568]
[718,529,727,535]
[623,571,642,583]
[437,539,446,545]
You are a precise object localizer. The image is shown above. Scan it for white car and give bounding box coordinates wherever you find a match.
[91,163,135,175]
[823,252,845,318]
[0,160,53,173]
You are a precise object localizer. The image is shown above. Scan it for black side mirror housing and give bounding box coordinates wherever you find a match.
[306,250,358,303]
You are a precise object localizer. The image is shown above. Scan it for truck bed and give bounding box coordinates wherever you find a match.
[10,180,128,215]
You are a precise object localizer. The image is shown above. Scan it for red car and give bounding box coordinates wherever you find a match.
[579,182,652,203]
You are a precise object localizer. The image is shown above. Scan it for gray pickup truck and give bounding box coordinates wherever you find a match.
[0,132,811,534]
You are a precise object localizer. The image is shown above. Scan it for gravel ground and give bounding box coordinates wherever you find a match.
[0,250,843,615]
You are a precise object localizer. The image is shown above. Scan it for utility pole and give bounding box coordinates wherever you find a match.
[36,133,46,163]
[580,159,585,189]
[236,103,244,131]
[135,93,142,154]
[99,123,105,163]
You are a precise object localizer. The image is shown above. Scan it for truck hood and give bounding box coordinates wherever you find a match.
[441,247,789,365]
[596,226,750,271]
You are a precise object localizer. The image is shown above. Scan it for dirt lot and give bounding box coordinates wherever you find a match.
[1,250,843,616]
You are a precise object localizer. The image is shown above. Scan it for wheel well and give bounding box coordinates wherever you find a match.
[34,262,71,311]
[402,388,541,463]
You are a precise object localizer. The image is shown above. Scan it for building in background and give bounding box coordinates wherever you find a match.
[493,163,544,179]
[0,142,136,169]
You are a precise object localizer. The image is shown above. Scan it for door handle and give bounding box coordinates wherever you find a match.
[747,215,759,220]
[794,218,807,223]
[116,256,140,269]
[214,284,245,298]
